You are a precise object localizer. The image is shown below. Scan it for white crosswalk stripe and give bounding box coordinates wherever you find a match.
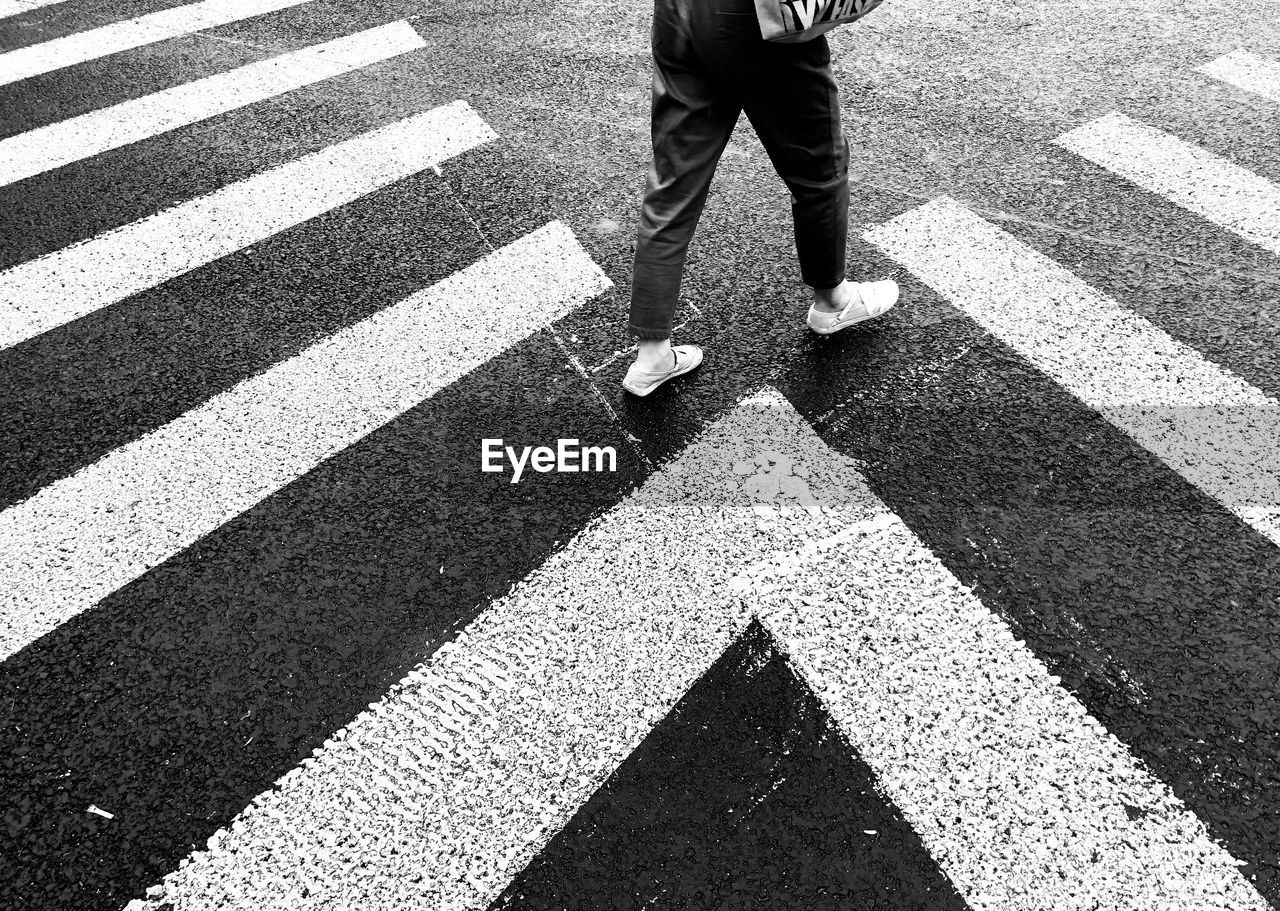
[1054,112,1280,256]
[865,195,1280,548]
[0,21,426,187]
[0,0,68,20]
[132,388,1266,911]
[0,220,610,662]
[0,0,314,87]
[1198,49,1280,104]
[759,518,1264,911]
[0,100,494,350]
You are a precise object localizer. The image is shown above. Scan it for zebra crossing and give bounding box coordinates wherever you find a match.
[864,196,1280,550]
[1055,113,1280,256]
[1199,48,1280,104]
[0,0,70,20]
[1,1,1278,908]
[0,101,495,349]
[0,223,608,661]
[0,0,315,86]
[0,20,426,187]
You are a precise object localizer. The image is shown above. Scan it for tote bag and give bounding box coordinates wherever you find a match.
[754,0,884,43]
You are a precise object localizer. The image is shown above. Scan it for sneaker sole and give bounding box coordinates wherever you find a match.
[621,348,703,396]
[807,300,896,335]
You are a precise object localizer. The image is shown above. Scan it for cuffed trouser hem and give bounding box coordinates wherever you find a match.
[627,324,672,340]
[628,236,689,339]
[805,274,847,291]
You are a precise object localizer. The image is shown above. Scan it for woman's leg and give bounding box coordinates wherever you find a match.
[730,33,851,299]
[710,20,898,328]
[628,0,741,366]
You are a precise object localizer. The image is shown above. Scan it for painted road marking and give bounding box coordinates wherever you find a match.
[1198,49,1280,104]
[866,196,1280,549]
[0,21,426,187]
[757,518,1264,910]
[130,388,882,910]
[133,389,1265,911]
[0,221,610,662]
[0,100,494,351]
[1054,112,1280,256]
[0,0,313,87]
[0,0,69,20]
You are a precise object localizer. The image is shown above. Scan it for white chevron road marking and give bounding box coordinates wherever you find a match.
[132,388,1267,911]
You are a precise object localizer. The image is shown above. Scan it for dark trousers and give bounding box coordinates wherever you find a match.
[628,0,851,340]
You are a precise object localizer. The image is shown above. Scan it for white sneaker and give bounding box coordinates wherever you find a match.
[806,279,899,335]
[621,344,704,397]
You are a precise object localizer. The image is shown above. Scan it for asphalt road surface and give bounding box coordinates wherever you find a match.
[2,0,1280,908]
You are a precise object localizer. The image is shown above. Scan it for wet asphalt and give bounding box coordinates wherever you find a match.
[2,0,1279,907]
